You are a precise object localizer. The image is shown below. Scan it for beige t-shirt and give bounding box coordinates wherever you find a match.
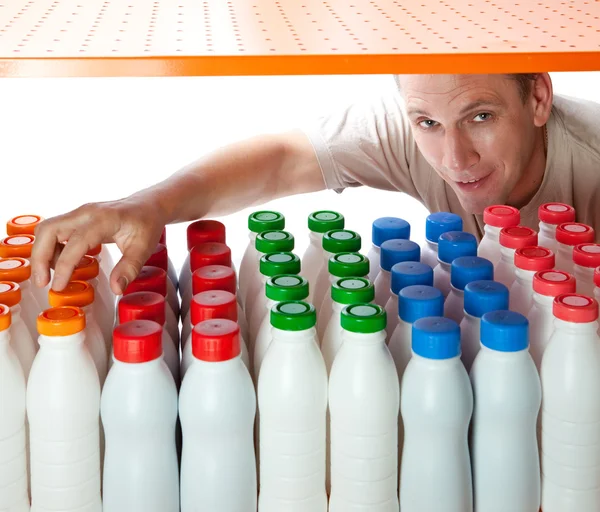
[306,90,600,241]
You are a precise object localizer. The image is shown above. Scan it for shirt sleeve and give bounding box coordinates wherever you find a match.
[303,91,424,201]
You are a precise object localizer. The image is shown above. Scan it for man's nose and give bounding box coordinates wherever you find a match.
[442,131,479,173]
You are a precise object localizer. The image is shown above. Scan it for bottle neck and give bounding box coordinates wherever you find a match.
[264,298,277,311]
[450,285,464,297]
[500,246,516,263]
[332,301,345,313]
[532,292,555,310]
[483,225,501,242]
[342,329,386,346]
[558,242,573,259]
[0,330,10,346]
[9,304,22,321]
[515,268,536,284]
[322,250,333,264]
[554,318,599,336]
[309,231,324,246]
[479,344,529,358]
[272,326,316,343]
[437,259,452,270]
[193,355,242,371]
[39,331,86,348]
[411,352,461,365]
[248,231,258,243]
[574,264,594,281]
[463,311,480,324]
[83,305,95,322]
[539,221,557,240]
[112,356,163,371]
[425,239,438,252]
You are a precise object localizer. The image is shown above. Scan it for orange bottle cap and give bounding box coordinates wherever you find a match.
[0,235,35,259]
[86,245,102,257]
[37,306,86,337]
[0,304,11,332]
[48,281,94,308]
[6,215,43,236]
[71,256,100,281]
[0,258,31,283]
[0,281,21,307]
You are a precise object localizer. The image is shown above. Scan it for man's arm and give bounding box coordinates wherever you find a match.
[31,130,324,295]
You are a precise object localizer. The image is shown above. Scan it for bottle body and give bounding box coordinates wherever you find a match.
[510,269,536,316]
[383,293,399,340]
[83,307,108,387]
[444,287,465,325]
[302,232,325,303]
[459,312,481,374]
[101,358,179,512]
[9,306,37,381]
[556,242,575,275]
[478,226,502,266]
[18,281,42,342]
[495,247,517,290]
[527,294,555,371]
[574,264,595,298]
[538,221,559,254]
[373,269,392,309]
[321,304,344,375]
[312,252,334,314]
[366,244,382,284]
[420,240,439,271]
[433,261,452,298]
[239,232,258,311]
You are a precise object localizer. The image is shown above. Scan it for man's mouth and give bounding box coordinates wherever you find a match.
[453,173,491,190]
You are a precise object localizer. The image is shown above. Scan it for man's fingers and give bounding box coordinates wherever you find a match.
[30,217,75,289]
[52,230,104,291]
[110,244,153,295]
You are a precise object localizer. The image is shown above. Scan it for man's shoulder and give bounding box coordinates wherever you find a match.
[552,94,600,161]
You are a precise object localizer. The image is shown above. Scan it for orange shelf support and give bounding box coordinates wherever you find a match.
[0,0,599,78]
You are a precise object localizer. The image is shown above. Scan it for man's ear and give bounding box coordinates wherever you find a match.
[531,73,553,128]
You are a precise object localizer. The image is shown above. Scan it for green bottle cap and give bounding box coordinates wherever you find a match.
[255,230,295,254]
[322,230,362,254]
[308,211,345,233]
[266,275,309,302]
[248,211,285,233]
[331,277,374,305]
[341,303,387,334]
[270,301,316,331]
[328,252,370,278]
[259,252,301,277]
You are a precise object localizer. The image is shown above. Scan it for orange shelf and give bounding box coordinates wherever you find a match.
[0,0,599,77]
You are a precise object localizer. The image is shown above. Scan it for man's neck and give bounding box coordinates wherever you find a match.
[506,125,547,210]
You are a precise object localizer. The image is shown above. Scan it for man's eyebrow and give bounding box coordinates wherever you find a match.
[406,99,504,118]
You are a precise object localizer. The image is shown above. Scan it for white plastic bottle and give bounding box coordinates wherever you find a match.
[538,202,576,254]
[27,306,102,512]
[573,243,600,297]
[478,205,520,266]
[384,261,433,340]
[123,266,179,348]
[0,304,29,512]
[181,290,248,377]
[388,285,444,385]
[510,246,555,316]
[444,256,494,325]
[253,275,309,380]
[158,227,179,290]
[321,277,375,374]
[460,280,509,373]
[302,211,344,303]
[471,310,541,512]
[0,281,37,381]
[179,219,226,301]
[313,230,362,313]
[541,294,600,512]
[555,222,595,274]
[259,301,327,512]
[528,270,576,370]
[145,243,180,315]
[102,320,179,512]
[329,304,399,512]
[595,268,600,303]
[117,291,181,388]
[421,212,463,270]
[181,265,247,346]
[85,246,113,319]
[180,319,256,512]
[245,252,301,353]
[317,252,370,341]
[399,316,473,512]
[495,226,538,290]
[239,211,285,310]
[434,231,478,297]
[373,239,421,308]
[180,241,232,320]
[367,217,411,283]
[48,281,109,387]
[0,257,41,342]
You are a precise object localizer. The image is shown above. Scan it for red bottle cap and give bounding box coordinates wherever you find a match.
[124,266,167,297]
[573,244,600,269]
[192,319,240,362]
[113,320,163,363]
[191,290,238,326]
[86,245,102,257]
[192,265,236,295]
[190,242,232,273]
[556,223,595,247]
[533,270,577,297]
[483,205,520,228]
[118,291,166,325]
[499,226,538,250]
[538,203,576,225]
[514,246,555,272]
[187,220,226,251]
[145,243,168,272]
[159,228,166,245]
[553,294,599,324]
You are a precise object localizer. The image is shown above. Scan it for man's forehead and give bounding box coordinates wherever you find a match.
[397,74,510,96]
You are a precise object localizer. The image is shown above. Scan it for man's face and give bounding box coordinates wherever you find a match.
[399,74,539,214]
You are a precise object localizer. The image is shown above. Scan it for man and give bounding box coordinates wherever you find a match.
[30,73,600,296]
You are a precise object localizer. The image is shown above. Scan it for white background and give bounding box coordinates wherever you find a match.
[0,72,598,275]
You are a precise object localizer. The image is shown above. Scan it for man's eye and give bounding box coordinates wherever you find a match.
[418,119,438,129]
[474,112,492,122]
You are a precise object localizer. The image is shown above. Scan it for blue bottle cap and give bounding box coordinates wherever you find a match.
[380,239,421,272]
[391,261,434,295]
[463,280,509,318]
[481,310,529,352]
[426,212,464,243]
[412,316,461,360]
[398,285,445,324]
[438,231,478,264]
[450,256,494,291]
[372,217,411,248]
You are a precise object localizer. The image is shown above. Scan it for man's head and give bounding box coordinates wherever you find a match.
[397,74,553,214]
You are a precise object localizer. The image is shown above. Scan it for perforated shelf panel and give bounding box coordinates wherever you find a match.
[0,0,599,77]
